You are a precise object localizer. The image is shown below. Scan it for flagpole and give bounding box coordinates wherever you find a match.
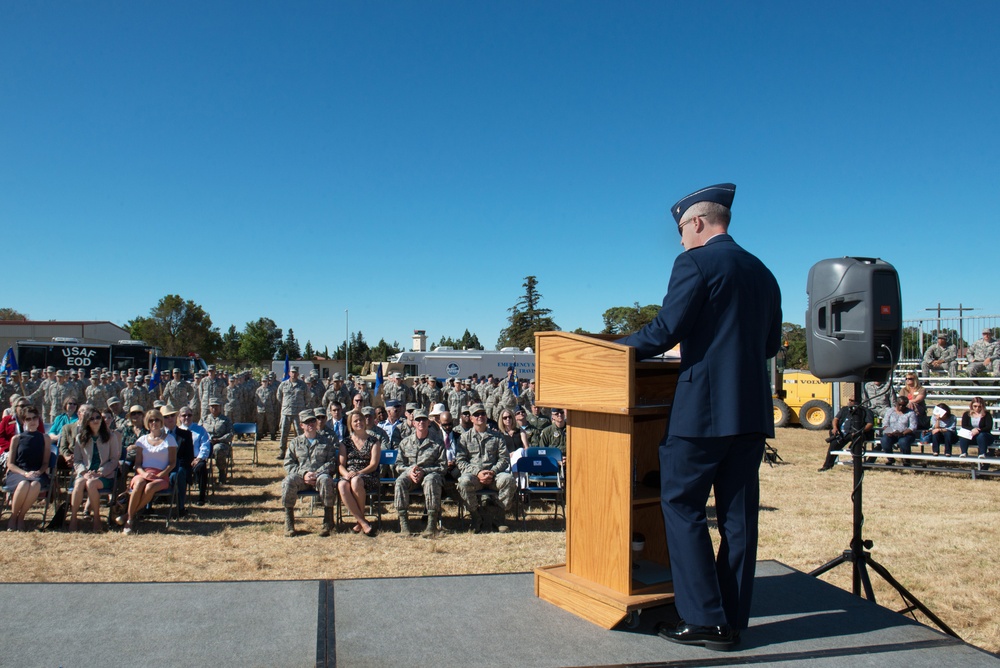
[345,309,349,381]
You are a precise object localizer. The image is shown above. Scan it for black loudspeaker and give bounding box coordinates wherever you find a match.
[806,257,901,382]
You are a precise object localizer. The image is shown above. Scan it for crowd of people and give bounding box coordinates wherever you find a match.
[0,363,566,535]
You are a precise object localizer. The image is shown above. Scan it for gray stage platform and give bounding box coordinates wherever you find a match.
[1,561,996,667]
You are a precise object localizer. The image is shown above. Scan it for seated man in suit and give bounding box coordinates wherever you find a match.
[161,404,195,517]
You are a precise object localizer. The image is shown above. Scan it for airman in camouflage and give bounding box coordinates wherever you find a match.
[447,380,469,418]
[380,372,408,407]
[513,406,540,446]
[162,369,195,410]
[967,329,1000,377]
[420,377,442,412]
[322,373,351,413]
[256,376,278,440]
[225,375,242,422]
[275,366,310,459]
[456,403,515,533]
[282,409,338,537]
[199,366,227,422]
[538,408,567,459]
[921,335,958,377]
[394,408,447,535]
[85,374,110,411]
[47,371,78,424]
[202,399,234,484]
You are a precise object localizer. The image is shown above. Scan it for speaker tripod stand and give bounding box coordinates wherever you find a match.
[808,390,959,639]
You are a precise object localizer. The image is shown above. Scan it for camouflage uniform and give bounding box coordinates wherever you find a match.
[47,380,77,424]
[85,381,110,412]
[225,381,242,422]
[381,380,407,407]
[120,383,143,412]
[447,388,469,418]
[967,338,1000,377]
[394,432,447,512]
[256,381,278,440]
[276,377,310,455]
[202,411,234,481]
[282,431,338,507]
[538,423,567,458]
[323,384,351,412]
[456,427,515,512]
[199,376,227,418]
[420,383,441,412]
[922,343,958,377]
[162,378,195,412]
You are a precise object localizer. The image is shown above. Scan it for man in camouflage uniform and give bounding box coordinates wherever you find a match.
[275,366,309,459]
[447,379,469,419]
[120,376,143,416]
[202,398,234,484]
[483,377,501,423]
[38,367,57,424]
[323,373,351,412]
[381,372,407,406]
[362,406,389,449]
[281,409,338,537]
[353,380,371,408]
[526,403,551,432]
[199,366,227,423]
[420,377,441,412]
[519,379,536,409]
[224,375,242,422]
[47,370,78,424]
[922,334,958,378]
[967,329,999,377]
[514,406,540,446]
[255,375,278,440]
[539,408,567,459]
[162,368,195,411]
[85,372,110,411]
[394,408,447,536]
[456,403,515,533]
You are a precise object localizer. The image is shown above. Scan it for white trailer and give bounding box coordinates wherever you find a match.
[386,347,534,381]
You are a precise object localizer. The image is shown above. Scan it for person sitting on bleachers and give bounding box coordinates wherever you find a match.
[880,396,917,466]
[928,403,958,456]
[959,397,993,459]
[966,329,999,378]
[902,373,928,430]
[921,334,958,377]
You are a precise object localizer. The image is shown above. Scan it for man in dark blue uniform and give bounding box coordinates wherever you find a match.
[618,183,781,650]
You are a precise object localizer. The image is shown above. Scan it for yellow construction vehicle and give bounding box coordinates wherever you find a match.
[770,353,835,430]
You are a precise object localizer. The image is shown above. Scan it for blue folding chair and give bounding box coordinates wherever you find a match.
[231,422,259,470]
[512,455,565,529]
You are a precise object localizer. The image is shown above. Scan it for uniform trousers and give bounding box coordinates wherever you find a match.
[282,473,336,508]
[394,471,443,512]
[660,433,765,631]
[278,415,298,452]
[457,472,515,511]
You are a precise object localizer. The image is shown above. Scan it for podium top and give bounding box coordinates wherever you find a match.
[534,332,678,414]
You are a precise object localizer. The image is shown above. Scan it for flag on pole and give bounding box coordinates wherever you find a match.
[282,353,290,381]
[148,357,161,391]
[0,347,18,378]
[374,362,383,398]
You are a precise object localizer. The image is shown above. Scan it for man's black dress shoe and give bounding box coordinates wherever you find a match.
[655,620,739,651]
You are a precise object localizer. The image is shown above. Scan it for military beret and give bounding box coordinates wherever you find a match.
[671,182,736,224]
[385,399,402,408]
[412,408,429,420]
[469,403,486,415]
[298,409,315,422]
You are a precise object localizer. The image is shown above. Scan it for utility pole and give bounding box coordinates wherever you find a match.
[924,304,976,357]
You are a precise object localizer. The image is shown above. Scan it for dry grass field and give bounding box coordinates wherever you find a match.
[3,428,998,653]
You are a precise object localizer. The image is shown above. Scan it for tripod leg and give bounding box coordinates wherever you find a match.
[866,556,961,639]
[855,558,877,601]
[809,553,849,578]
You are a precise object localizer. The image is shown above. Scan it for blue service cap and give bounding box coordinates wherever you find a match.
[671,183,736,224]
[385,399,402,408]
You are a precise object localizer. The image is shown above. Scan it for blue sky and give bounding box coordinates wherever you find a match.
[3,2,997,353]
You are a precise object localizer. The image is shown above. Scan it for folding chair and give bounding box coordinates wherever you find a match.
[139,478,180,530]
[338,449,396,533]
[66,468,121,528]
[0,455,58,529]
[231,422,259,471]
[512,455,565,530]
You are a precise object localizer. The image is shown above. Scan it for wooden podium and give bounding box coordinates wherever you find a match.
[532,331,679,629]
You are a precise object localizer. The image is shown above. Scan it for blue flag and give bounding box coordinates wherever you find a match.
[148,357,161,391]
[0,347,18,378]
[283,353,290,381]
[374,362,383,398]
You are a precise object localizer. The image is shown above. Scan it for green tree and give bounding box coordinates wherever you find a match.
[369,338,402,363]
[220,324,242,363]
[303,341,315,359]
[600,302,660,335]
[0,307,28,321]
[126,295,221,359]
[497,275,559,349]
[781,322,808,369]
[278,328,301,359]
[437,329,483,350]
[239,317,282,365]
